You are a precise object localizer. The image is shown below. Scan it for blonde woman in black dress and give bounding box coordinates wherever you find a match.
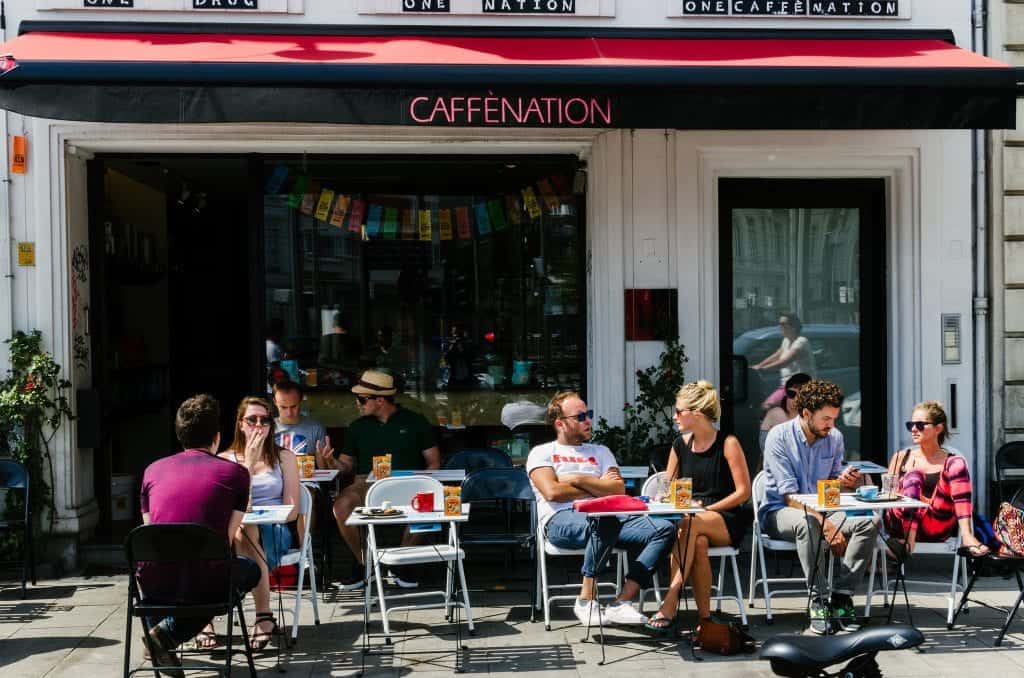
[645,380,752,632]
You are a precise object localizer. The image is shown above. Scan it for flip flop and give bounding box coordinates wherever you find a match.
[643,613,679,634]
[962,543,991,558]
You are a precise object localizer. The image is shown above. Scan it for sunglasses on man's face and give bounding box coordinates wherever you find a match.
[905,420,932,432]
[242,416,272,427]
[560,409,594,423]
[356,395,376,405]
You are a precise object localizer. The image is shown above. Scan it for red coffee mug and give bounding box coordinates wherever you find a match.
[411,492,435,512]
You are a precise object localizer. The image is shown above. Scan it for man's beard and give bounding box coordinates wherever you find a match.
[564,428,591,446]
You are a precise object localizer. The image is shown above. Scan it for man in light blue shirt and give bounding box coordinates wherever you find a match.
[760,380,876,635]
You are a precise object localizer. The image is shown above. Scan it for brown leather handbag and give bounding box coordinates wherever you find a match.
[695,619,757,656]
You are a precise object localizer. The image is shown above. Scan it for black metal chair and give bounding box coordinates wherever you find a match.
[123,523,258,677]
[995,441,1024,505]
[950,487,1024,646]
[0,459,35,598]
[460,467,536,621]
[443,448,512,473]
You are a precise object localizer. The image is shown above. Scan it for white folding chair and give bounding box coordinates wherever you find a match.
[865,449,970,625]
[363,476,474,641]
[748,470,812,623]
[535,514,627,631]
[634,472,748,626]
[278,484,320,642]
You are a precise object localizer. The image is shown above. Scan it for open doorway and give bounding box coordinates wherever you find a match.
[86,156,257,542]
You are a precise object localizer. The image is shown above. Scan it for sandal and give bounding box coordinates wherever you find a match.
[193,624,220,650]
[249,612,278,651]
[643,613,679,634]
[962,543,991,558]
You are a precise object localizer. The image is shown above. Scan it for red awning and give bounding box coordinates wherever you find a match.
[0,31,1012,71]
[0,25,1018,128]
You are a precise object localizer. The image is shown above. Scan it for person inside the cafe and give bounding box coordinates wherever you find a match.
[219,396,301,651]
[317,369,441,590]
[528,391,677,626]
[759,372,812,454]
[645,380,752,634]
[883,400,990,558]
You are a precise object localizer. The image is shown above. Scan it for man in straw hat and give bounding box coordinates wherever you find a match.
[317,369,440,590]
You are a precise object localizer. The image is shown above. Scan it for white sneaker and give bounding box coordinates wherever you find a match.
[603,600,647,625]
[573,598,600,627]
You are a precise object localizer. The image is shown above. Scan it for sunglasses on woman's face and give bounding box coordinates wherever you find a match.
[785,389,799,398]
[243,416,272,427]
[905,420,932,432]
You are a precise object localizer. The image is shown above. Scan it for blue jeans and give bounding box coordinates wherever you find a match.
[545,509,676,588]
[258,523,293,569]
[148,556,262,648]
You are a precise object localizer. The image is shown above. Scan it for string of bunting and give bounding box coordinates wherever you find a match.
[266,164,570,242]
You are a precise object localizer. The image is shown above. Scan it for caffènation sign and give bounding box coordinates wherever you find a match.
[671,1,909,17]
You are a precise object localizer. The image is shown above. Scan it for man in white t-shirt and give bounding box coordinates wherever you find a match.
[527,391,676,627]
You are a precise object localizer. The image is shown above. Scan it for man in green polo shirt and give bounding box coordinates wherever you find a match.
[318,370,440,590]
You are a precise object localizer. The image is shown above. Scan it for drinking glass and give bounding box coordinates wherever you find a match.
[880,473,893,499]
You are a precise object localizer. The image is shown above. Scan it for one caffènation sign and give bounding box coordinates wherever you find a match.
[358,0,615,16]
[671,0,909,17]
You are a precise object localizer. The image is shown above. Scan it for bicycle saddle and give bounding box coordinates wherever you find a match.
[760,624,924,670]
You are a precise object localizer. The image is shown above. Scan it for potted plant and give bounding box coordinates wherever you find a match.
[0,330,74,531]
[592,338,688,465]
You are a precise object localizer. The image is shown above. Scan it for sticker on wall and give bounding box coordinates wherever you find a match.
[438,208,454,240]
[314,189,335,221]
[17,241,34,266]
[330,194,350,228]
[418,209,433,241]
[265,165,289,194]
[522,187,542,219]
[10,135,26,175]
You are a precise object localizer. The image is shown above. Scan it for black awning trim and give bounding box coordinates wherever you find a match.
[3,62,1017,90]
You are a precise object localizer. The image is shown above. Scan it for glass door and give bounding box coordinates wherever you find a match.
[718,179,887,470]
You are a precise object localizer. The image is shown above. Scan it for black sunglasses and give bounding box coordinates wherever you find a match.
[242,416,272,426]
[356,395,376,405]
[905,420,932,432]
[785,389,799,398]
[560,409,594,423]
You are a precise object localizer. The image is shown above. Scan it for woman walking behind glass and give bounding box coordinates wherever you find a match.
[645,381,752,632]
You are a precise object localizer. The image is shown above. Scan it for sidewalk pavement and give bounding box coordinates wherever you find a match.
[2,555,1024,678]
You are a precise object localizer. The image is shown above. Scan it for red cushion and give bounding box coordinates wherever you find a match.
[573,495,648,513]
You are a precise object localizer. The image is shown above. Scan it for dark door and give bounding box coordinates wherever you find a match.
[718,179,887,470]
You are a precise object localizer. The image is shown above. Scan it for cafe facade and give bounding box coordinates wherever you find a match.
[0,0,1018,565]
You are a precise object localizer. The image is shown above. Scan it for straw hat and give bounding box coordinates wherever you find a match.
[351,370,397,397]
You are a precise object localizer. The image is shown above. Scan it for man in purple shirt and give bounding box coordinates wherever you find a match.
[760,380,876,635]
[138,394,259,674]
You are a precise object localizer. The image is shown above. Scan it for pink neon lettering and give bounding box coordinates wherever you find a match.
[410,95,613,126]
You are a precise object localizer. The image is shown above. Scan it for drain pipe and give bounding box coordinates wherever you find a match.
[971,0,991,513]
[0,1,12,365]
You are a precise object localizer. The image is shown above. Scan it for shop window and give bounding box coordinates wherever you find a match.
[263,156,585,429]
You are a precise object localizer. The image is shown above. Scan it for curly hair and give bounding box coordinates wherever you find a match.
[676,380,721,422]
[794,380,844,413]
